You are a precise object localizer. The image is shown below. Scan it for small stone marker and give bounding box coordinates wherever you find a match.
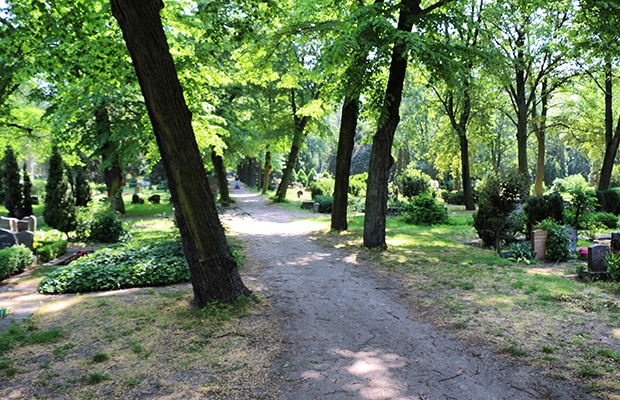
[567,226,577,253]
[588,244,609,273]
[0,228,17,249]
[15,231,34,250]
[532,229,547,260]
[611,232,620,255]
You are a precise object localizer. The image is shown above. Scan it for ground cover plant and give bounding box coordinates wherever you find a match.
[314,211,620,398]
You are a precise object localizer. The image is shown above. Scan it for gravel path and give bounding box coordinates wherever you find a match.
[224,187,593,400]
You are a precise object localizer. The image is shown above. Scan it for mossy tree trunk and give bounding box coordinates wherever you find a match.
[111,0,251,305]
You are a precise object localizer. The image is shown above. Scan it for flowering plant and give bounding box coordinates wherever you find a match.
[577,247,588,261]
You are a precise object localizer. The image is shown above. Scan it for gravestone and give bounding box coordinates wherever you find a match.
[0,228,17,249]
[23,215,37,232]
[532,229,548,260]
[588,244,609,273]
[611,232,620,255]
[567,226,577,253]
[17,220,29,232]
[15,231,34,250]
[0,217,18,232]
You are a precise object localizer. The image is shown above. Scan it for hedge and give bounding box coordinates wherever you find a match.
[0,245,34,281]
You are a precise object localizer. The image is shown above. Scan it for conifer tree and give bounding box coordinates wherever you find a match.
[43,146,76,237]
[22,164,33,216]
[3,146,23,218]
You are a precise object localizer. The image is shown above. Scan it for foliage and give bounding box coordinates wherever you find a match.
[38,240,190,294]
[0,245,33,281]
[473,170,528,249]
[441,190,465,206]
[566,186,598,229]
[402,194,448,225]
[3,146,22,218]
[43,147,76,236]
[536,218,571,262]
[74,168,91,207]
[348,173,367,197]
[307,168,317,185]
[76,204,127,244]
[21,164,33,216]
[604,252,620,281]
[595,189,620,215]
[397,165,431,199]
[34,240,68,264]
[296,169,308,187]
[313,195,333,214]
[506,241,537,264]
[589,212,618,229]
[523,192,565,233]
[309,179,334,198]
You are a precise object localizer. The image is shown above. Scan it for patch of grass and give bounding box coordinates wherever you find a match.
[52,342,75,358]
[501,344,528,357]
[125,377,140,387]
[541,345,555,354]
[579,364,603,378]
[84,372,110,385]
[598,348,620,362]
[92,353,109,363]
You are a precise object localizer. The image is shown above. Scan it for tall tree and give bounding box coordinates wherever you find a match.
[364,0,450,249]
[43,146,76,238]
[3,145,22,218]
[22,163,33,216]
[110,0,251,305]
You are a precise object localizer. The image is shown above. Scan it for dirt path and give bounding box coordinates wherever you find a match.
[224,187,593,400]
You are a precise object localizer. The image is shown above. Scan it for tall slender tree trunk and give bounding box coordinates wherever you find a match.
[532,79,548,196]
[111,0,251,305]
[364,0,421,249]
[211,151,230,206]
[599,62,619,190]
[515,44,529,179]
[95,106,125,214]
[331,94,359,231]
[459,133,475,210]
[275,89,309,201]
[262,150,272,194]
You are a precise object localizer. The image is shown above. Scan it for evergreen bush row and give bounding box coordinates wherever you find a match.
[34,241,68,264]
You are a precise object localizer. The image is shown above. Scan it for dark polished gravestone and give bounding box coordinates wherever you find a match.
[0,228,17,249]
[15,231,34,250]
[588,244,610,273]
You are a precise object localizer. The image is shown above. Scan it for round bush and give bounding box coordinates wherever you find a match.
[397,167,431,199]
[536,218,571,262]
[402,194,448,225]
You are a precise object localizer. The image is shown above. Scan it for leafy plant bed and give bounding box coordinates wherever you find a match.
[38,240,189,294]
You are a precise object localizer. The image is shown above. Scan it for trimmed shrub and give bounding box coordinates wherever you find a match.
[441,190,465,205]
[313,195,333,213]
[43,146,77,236]
[596,189,620,215]
[0,245,33,280]
[402,194,448,225]
[349,173,367,197]
[38,240,189,294]
[4,146,23,218]
[590,212,618,229]
[34,240,68,263]
[89,207,127,243]
[523,192,565,233]
[397,166,431,199]
[536,218,571,262]
[309,179,334,198]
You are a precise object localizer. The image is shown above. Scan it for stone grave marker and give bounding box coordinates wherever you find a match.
[588,244,609,273]
[0,228,17,249]
[17,220,29,232]
[611,232,620,255]
[532,229,547,260]
[0,217,18,232]
[15,231,34,250]
[22,215,37,232]
[567,226,577,253]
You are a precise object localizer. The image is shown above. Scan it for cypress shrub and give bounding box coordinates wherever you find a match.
[3,146,23,218]
[22,164,33,216]
[43,147,77,237]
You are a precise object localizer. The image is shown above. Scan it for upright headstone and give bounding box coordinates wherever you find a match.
[0,217,18,232]
[611,232,620,255]
[588,244,609,273]
[532,229,548,260]
[22,215,37,232]
[16,220,29,232]
[567,226,578,253]
[15,231,34,250]
[0,228,17,249]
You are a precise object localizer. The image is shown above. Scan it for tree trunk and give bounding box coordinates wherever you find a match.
[275,89,309,201]
[515,45,529,179]
[211,150,230,206]
[111,0,251,305]
[599,62,618,190]
[262,150,272,194]
[364,0,421,249]
[331,94,359,231]
[532,79,549,196]
[459,133,475,210]
[95,105,126,214]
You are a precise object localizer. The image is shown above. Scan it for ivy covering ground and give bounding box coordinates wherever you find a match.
[38,240,189,294]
